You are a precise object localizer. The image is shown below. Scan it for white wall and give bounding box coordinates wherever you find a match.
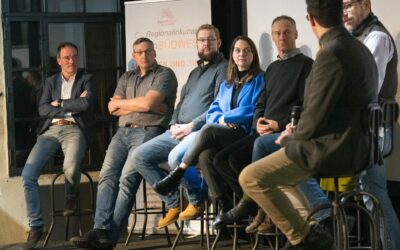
[247,0,400,181]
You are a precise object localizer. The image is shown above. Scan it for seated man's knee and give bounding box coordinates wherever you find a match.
[131,146,151,170]
[239,165,257,189]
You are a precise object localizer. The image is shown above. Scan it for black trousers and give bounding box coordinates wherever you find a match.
[181,123,247,199]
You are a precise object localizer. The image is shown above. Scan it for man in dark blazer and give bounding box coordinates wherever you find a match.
[239,0,377,249]
[21,42,96,250]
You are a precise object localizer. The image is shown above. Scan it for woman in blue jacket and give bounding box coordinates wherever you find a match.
[155,36,264,198]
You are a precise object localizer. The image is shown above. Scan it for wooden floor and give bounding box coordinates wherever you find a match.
[0,233,269,250]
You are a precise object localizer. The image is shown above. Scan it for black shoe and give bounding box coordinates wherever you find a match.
[213,199,257,230]
[299,223,334,250]
[20,227,44,250]
[63,198,78,216]
[212,197,233,230]
[70,229,112,249]
[221,199,257,224]
[154,167,185,195]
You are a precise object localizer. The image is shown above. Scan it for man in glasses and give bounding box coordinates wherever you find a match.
[343,0,400,248]
[71,37,178,249]
[21,42,96,250]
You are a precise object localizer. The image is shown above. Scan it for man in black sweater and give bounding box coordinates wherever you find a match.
[212,15,330,232]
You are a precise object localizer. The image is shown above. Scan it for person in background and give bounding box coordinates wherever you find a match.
[21,42,96,250]
[343,0,400,248]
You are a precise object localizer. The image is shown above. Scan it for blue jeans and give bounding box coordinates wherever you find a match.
[22,125,87,228]
[360,128,400,250]
[252,133,330,222]
[93,127,164,244]
[134,130,206,208]
[168,131,208,202]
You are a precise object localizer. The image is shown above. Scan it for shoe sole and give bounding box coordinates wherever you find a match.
[158,217,179,229]
[70,239,95,248]
[178,212,204,221]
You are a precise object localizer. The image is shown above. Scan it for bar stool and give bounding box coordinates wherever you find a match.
[211,193,253,250]
[252,223,284,250]
[125,181,175,246]
[171,184,211,250]
[43,170,95,247]
[307,103,383,250]
[339,99,398,249]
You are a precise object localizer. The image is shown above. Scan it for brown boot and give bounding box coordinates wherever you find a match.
[245,208,265,233]
[257,216,273,233]
[158,207,180,229]
[179,202,205,221]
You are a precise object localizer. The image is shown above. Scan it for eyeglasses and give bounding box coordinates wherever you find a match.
[343,0,361,12]
[197,38,217,44]
[61,55,78,62]
[133,49,154,56]
[233,47,252,55]
[272,30,292,37]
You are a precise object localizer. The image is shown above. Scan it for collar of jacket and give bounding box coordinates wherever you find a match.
[319,25,348,48]
[352,13,378,37]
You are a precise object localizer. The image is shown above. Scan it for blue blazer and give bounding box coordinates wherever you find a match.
[38,71,96,144]
[206,72,264,134]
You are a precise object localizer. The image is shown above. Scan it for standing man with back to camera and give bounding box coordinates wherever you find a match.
[343,0,400,249]
[21,42,96,250]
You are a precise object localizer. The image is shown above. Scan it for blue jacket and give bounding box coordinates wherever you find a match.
[206,72,264,134]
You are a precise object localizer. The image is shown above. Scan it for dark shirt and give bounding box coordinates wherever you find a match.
[114,61,178,129]
[253,53,313,131]
[170,53,227,130]
[231,70,249,109]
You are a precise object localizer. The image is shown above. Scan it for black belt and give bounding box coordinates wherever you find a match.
[124,124,162,129]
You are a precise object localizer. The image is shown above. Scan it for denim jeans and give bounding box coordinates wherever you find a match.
[252,133,330,222]
[360,128,400,250]
[22,125,87,228]
[93,127,164,244]
[133,130,206,208]
[168,131,208,203]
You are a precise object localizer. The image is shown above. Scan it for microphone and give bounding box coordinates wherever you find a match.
[290,106,301,126]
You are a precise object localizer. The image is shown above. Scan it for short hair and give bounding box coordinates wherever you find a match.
[306,0,343,28]
[133,37,155,49]
[227,36,262,84]
[56,42,78,58]
[196,24,221,40]
[272,15,297,31]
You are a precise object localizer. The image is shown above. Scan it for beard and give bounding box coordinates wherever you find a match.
[198,50,219,62]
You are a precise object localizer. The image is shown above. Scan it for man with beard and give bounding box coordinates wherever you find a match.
[120,24,227,229]
[343,0,400,249]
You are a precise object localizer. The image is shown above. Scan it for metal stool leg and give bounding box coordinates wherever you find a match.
[43,171,94,248]
[125,181,174,246]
